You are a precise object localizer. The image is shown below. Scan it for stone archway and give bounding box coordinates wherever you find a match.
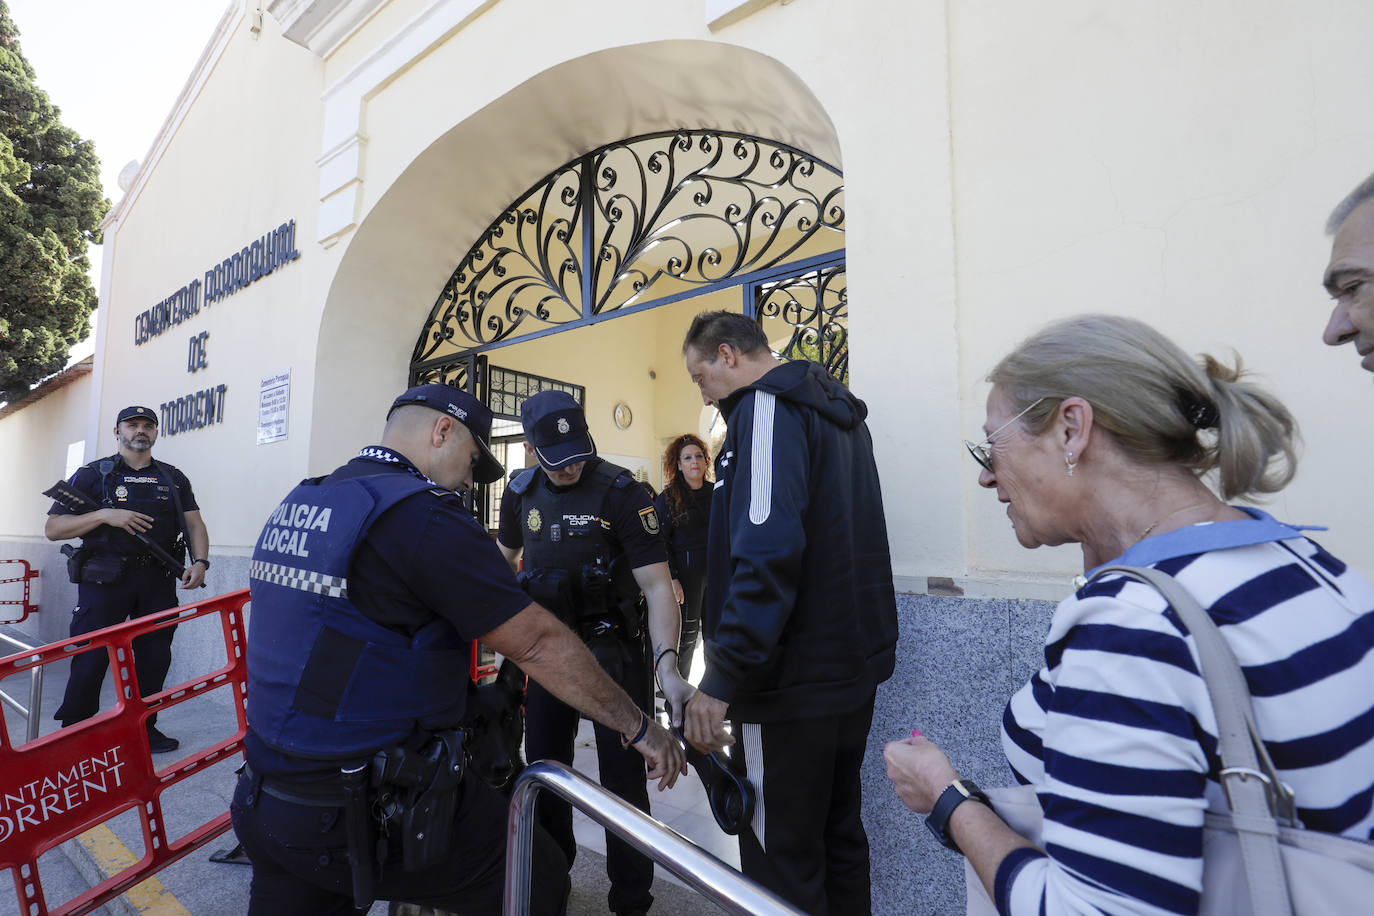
[308,39,842,468]
[409,128,845,388]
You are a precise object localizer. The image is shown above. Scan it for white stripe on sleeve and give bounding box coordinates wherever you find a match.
[749,392,775,525]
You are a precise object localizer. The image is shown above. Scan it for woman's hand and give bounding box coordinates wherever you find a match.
[883,732,959,814]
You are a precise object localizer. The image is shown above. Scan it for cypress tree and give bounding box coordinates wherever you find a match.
[0,0,108,401]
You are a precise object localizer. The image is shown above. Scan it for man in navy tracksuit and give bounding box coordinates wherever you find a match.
[681,310,899,916]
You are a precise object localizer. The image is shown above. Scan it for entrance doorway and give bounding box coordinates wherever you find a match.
[409,129,847,516]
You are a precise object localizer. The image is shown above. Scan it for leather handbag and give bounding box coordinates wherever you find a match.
[966,565,1374,915]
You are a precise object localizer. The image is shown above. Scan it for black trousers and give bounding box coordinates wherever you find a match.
[675,562,706,680]
[524,634,654,915]
[230,767,569,915]
[730,694,877,916]
[54,562,179,727]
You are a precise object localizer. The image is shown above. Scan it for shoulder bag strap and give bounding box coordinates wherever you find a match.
[1093,564,1294,916]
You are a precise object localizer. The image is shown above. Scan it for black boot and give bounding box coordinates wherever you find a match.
[146,723,180,753]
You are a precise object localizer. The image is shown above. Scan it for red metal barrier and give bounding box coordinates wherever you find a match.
[0,588,249,916]
[470,640,499,682]
[0,560,39,624]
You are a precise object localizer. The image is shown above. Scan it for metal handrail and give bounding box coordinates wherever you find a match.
[0,628,45,742]
[505,761,806,916]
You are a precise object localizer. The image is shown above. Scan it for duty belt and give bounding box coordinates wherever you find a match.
[244,764,351,807]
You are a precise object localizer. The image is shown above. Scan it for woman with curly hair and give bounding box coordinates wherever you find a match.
[654,433,713,681]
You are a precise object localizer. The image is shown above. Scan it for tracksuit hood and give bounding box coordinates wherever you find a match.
[720,360,866,430]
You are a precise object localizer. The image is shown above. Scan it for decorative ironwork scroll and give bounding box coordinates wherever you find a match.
[411,354,479,391]
[414,166,583,365]
[589,132,844,313]
[412,130,844,369]
[756,264,848,385]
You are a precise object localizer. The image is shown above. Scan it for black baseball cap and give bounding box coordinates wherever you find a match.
[520,391,595,471]
[388,384,504,484]
[116,406,158,425]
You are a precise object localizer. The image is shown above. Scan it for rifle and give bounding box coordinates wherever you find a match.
[43,480,200,584]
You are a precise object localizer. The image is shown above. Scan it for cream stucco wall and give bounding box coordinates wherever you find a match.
[948,1,1374,591]
[0,372,92,540]
[6,0,1371,590]
[92,8,330,551]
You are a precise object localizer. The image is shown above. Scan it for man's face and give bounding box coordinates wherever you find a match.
[432,420,480,493]
[116,418,157,452]
[684,344,739,407]
[522,444,585,486]
[545,462,586,487]
[1323,197,1374,375]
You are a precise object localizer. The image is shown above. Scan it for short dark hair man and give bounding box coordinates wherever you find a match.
[232,384,684,915]
[1323,171,1374,380]
[681,311,899,915]
[497,390,700,916]
[46,405,211,753]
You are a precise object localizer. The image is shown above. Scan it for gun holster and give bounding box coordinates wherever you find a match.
[370,730,466,873]
[577,561,644,641]
[61,544,87,585]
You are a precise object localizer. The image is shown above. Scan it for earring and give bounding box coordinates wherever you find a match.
[1065,452,1077,477]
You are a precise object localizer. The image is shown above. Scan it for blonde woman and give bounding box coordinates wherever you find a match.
[885,315,1374,914]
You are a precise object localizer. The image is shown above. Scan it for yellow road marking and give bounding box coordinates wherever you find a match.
[76,824,192,915]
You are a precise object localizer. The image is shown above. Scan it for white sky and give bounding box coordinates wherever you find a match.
[5,0,233,362]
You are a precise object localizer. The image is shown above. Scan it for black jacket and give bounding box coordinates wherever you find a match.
[653,482,711,579]
[700,360,898,722]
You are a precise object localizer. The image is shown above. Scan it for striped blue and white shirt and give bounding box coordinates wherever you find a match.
[998,508,1374,915]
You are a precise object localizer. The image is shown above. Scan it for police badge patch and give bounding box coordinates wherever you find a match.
[527,509,542,533]
[638,506,660,534]
[556,417,570,434]
[114,485,129,500]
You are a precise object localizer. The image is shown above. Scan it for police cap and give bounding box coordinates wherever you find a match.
[116,405,158,425]
[520,391,595,471]
[389,384,504,484]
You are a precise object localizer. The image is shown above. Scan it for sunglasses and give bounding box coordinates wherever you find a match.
[964,397,1047,473]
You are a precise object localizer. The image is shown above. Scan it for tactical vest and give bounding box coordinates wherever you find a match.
[247,471,470,760]
[80,456,186,559]
[509,460,641,628]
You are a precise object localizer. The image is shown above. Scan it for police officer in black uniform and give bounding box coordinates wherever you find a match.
[498,391,696,916]
[46,405,210,753]
[231,384,685,916]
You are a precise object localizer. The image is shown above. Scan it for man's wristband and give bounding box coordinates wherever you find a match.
[655,648,678,670]
[191,558,210,569]
[925,778,991,853]
[621,710,650,747]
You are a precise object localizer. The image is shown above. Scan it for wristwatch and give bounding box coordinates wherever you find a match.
[191,558,211,569]
[925,778,990,853]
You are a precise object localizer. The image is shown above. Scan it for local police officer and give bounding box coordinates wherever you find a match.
[46,405,211,753]
[498,390,696,916]
[231,384,684,915]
